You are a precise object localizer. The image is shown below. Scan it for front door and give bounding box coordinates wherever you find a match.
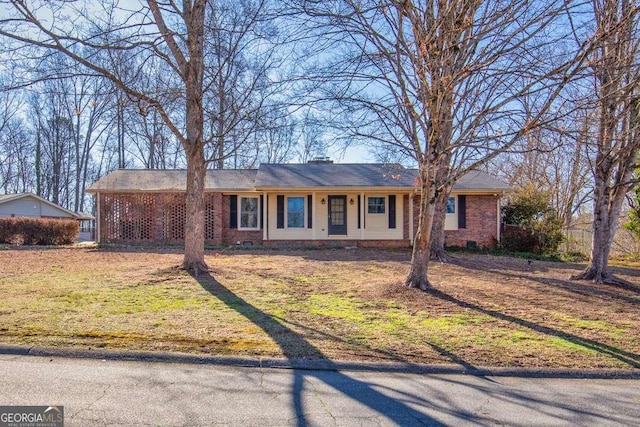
[328,195,347,235]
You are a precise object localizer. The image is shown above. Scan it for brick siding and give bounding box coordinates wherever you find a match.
[412,194,499,249]
[220,194,264,245]
[98,191,498,249]
[98,192,224,245]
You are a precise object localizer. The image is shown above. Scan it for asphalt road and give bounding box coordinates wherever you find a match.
[0,354,638,426]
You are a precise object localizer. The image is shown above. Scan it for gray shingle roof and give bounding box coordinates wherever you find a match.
[87,169,257,192]
[256,163,416,188]
[453,170,511,191]
[0,192,94,219]
[86,165,510,193]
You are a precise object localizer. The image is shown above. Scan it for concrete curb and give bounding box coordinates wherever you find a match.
[1,344,639,379]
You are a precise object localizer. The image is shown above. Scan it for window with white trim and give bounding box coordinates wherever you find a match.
[287,197,305,228]
[446,197,456,214]
[240,197,259,229]
[367,197,385,214]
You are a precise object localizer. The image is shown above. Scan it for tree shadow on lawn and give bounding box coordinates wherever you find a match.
[192,270,475,426]
[450,256,640,306]
[448,254,640,294]
[189,270,632,426]
[92,245,412,262]
[424,287,640,369]
[448,252,640,277]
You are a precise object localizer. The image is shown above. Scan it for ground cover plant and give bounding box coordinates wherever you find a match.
[0,247,638,369]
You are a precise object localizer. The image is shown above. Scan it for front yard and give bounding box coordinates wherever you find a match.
[0,247,638,369]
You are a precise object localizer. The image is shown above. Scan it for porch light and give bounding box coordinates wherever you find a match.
[321,198,326,205]
[350,198,354,205]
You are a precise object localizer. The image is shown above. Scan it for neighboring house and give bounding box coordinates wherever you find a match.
[87,162,510,248]
[0,193,95,241]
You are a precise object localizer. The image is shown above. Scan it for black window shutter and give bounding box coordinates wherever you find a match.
[388,195,396,229]
[260,195,264,230]
[458,195,466,229]
[357,195,361,229]
[229,195,237,229]
[307,195,313,228]
[277,195,284,229]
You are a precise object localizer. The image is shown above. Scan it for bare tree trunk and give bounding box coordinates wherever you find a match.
[430,179,454,262]
[179,0,208,275]
[35,130,41,197]
[405,172,435,290]
[573,188,613,281]
[571,0,640,286]
[183,145,208,274]
[571,167,627,284]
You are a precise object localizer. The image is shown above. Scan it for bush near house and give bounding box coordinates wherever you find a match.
[501,185,564,255]
[0,217,78,245]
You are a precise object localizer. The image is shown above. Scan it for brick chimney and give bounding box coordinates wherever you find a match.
[307,157,333,164]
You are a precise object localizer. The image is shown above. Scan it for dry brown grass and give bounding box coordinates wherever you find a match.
[0,246,639,369]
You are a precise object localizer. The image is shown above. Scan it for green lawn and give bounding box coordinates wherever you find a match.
[0,246,639,369]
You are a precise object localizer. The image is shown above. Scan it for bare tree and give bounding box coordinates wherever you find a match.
[570,0,640,284]
[202,0,287,169]
[298,0,589,289]
[0,117,32,193]
[252,110,297,165]
[295,111,327,163]
[0,81,31,193]
[0,0,286,273]
[493,106,594,230]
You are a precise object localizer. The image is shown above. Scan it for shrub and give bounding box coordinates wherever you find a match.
[501,184,564,255]
[0,217,78,245]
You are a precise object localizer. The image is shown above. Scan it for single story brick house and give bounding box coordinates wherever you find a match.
[87,162,510,248]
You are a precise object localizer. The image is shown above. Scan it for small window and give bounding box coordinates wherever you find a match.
[287,197,305,228]
[240,197,259,229]
[446,197,456,214]
[368,197,385,214]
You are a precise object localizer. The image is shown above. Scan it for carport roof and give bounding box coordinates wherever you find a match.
[87,169,258,192]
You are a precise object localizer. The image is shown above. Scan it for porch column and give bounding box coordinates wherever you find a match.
[312,192,317,240]
[263,193,268,241]
[360,191,365,239]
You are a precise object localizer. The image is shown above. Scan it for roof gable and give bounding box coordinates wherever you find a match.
[0,193,92,219]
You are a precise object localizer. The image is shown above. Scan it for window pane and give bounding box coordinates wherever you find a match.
[287,197,304,228]
[446,197,456,214]
[367,197,385,214]
[240,197,258,228]
[330,198,345,225]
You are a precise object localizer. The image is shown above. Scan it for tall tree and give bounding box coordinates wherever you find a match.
[492,105,595,229]
[298,0,589,289]
[202,0,286,169]
[0,0,283,273]
[0,81,31,193]
[570,0,640,284]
